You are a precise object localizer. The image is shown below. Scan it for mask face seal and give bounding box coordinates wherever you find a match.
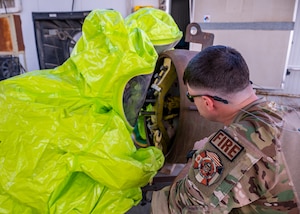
[123,74,153,127]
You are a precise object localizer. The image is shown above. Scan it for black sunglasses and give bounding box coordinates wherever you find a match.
[186,91,229,104]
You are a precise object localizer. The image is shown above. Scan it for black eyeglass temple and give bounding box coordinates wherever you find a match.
[186,92,228,104]
[210,96,229,104]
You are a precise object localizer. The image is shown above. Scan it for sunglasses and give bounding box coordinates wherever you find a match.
[186,91,229,104]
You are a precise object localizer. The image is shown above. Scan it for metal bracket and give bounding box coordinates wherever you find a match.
[185,22,214,50]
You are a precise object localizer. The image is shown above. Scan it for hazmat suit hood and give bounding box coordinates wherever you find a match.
[0,8,182,213]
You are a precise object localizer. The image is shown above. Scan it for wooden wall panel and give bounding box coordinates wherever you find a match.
[0,14,24,54]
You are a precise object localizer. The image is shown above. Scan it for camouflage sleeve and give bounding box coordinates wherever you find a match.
[167,119,299,213]
[224,122,299,213]
[167,127,262,213]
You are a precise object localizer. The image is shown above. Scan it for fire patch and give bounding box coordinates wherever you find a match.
[210,130,243,161]
[193,150,223,186]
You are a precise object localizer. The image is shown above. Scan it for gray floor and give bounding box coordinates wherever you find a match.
[127,200,151,214]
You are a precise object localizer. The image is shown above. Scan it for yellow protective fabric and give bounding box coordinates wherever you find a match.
[0,8,183,213]
[125,7,183,46]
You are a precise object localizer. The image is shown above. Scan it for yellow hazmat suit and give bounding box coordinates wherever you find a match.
[0,8,182,213]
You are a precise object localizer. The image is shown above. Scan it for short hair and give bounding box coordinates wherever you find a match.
[183,45,250,94]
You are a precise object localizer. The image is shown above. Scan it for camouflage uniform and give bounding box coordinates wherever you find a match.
[152,98,300,213]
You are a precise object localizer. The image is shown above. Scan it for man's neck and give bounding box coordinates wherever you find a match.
[221,87,259,126]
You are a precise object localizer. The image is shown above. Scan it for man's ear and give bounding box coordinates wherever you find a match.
[203,96,215,111]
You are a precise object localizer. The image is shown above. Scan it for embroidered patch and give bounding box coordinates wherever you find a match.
[193,150,223,186]
[210,129,244,161]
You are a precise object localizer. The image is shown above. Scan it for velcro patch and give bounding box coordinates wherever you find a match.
[210,130,243,161]
[194,150,224,186]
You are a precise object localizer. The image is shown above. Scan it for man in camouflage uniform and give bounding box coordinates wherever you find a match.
[151,45,300,213]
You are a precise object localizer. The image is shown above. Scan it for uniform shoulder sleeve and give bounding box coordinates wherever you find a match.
[185,128,266,209]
